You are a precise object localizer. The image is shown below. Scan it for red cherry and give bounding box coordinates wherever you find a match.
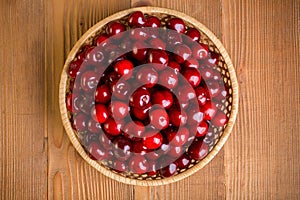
[68,60,82,79]
[132,41,148,61]
[182,68,201,87]
[195,86,209,106]
[158,68,179,89]
[143,131,163,149]
[110,101,129,119]
[168,108,187,127]
[129,87,151,109]
[166,127,189,146]
[173,44,192,64]
[149,107,169,130]
[160,163,177,177]
[130,28,148,40]
[78,95,95,115]
[129,155,149,174]
[128,11,146,27]
[145,151,160,161]
[106,21,126,37]
[167,18,186,33]
[124,121,145,139]
[73,113,87,132]
[168,145,183,158]
[131,104,151,120]
[113,60,133,79]
[167,31,183,47]
[80,70,99,92]
[207,52,219,66]
[177,85,196,103]
[207,81,220,97]
[88,119,102,134]
[175,154,191,169]
[212,111,228,127]
[185,28,200,42]
[111,80,131,100]
[145,16,161,27]
[148,38,166,50]
[95,84,111,104]
[187,107,204,125]
[92,104,109,123]
[215,83,229,101]
[113,160,127,172]
[147,160,159,176]
[88,142,109,161]
[103,117,122,136]
[66,93,80,113]
[188,140,208,161]
[195,120,209,137]
[151,90,173,109]
[136,66,158,88]
[203,102,217,120]
[147,49,169,69]
[113,135,132,160]
[98,132,113,149]
[193,43,209,60]
[131,141,148,155]
[168,61,181,72]
[199,66,214,80]
[95,34,109,46]
[183,58,199,69]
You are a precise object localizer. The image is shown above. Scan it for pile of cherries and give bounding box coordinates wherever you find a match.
[65,11,229,178]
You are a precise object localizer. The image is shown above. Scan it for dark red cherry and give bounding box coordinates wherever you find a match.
[175,154,191,169]
[73,113,87,132]
[195,120,209,137]
[103,117,122,136]
[95,84,111,104]
[151,90,173,109]
[148,38,166,50]
[110,101,129,119]
[188,140,208,161]
[168,145,183,158]
[128,11,146,27]
[187,107,204,125]
[166,127,189,146]
[158,68,179,89]
[131,104,151,120]
[130,28,148,40]
[168,108,187,127]
[136,66,158,88]
[145,16,161,27]
[199,66,214,80]
[95,34,109,46]
[149,107,169,130]
[177,85,196,103]
[167,18,186,33]
[66,93,80,113]
[173,44,192,64]
[160,162,177,177]
[88,142,109,161]
[195,86,209,106]
[147,49,169,69]
[147,160,159,176]
[98,132,113,149]
[132,41,148,61]
[129,155,149,174]
[123,121,145,139]
[167,31,183,47]
[88,119,102,134]
[183,58,199,69]
[113,136,132,160]
[131,141,148,155]
[80,70,99,92]
[182,68,201,87]
[207,81,220,97]
[212,111,228,127]
[202,102,217,121]
[68,59,82,79]
[145,151,160,161]
[129,87,151,109]
[91,104,109,123]
[78,95,95,115]
[143,131,163,149]
[193,43,209,60]
[113,60,134,79]
[207,52,219,66]
[185,28,200,42]
[106,21,126,37]
[215,83,229,101]
[111,80,131,100]
[113,160,127,172]
[168,61,181,72]
[85,48,106,65]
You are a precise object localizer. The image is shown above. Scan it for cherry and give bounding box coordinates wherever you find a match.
[113,160,127,172]
[88,142,109,161]
[85,48,106,65]
[130,28,148,40]
[207,81,220,97]
[131,104,151,120]
[110,101,129,119]
[168,61,181,72]
[195,86,209,106]
[136,66,158,88]
[68,60,82,79]
[183,58,199,69]
[195,120,209,137]
[66,93,80,113]
[113,136,132,160]
[160,162,177,177]
[167,18,186,33]
[111,80,131,100]
[132,41,148,61]
[113,60,134,79]
[88,119,102,134]
[73,113,87,132]
[202,102,217,121]
[95,84,111,104]
[187,107,204,125]
[158,68,179,89]
[147,49,169,69]
[128,11,146,27]
[188,139,208,161]
[129,87,151,109]
[168,108,187,127]
[175,154,191,169]
[81,70,99,92]
[143,131,163,149]
[147,160,159,176]
[95,34,109,46]
[182,68,202,87]
[173,44,192,64]
[145,16,161,27]
[177,85,196,103]
[78,95,95,115]
[98,132,113,149]
[211,111,228,127]
[168,145,183,158]
[199,66,214,80]
[207,52,219,66]
[103,117,122,136]
[131,141,148,155]
[215,83,229,101]
[106,21,126,37]
[151,90,173,109]
[167,31,183,47]
[193,43,209,60]
[149,107,169,130]
[129,155,149,174]
[166,127,189,146]
[148,38,166,50]
[123,121,145,139]
[91,104,109,123]
[185,28,200,42]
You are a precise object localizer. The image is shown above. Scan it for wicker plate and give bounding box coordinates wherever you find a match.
[59,6,238,186]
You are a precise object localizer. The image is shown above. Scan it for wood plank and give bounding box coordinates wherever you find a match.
[131,1,225,199]
[222,0,300,199]
[0,1,47,199]
[45,0,134,199]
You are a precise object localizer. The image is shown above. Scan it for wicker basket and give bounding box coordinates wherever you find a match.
[59,6,238,186]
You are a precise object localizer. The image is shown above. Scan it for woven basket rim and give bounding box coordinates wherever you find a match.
[59,6,239,186]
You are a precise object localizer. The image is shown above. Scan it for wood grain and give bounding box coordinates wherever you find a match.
[0,0,47,199]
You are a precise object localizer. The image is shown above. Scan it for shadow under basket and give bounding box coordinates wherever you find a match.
[59,6,239,186]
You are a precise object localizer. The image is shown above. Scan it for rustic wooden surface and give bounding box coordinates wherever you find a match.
[0,0,299,199]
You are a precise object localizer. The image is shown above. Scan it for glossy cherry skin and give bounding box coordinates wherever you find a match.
[147,160,159,176]
[160,162,178,177]
[195,120,209,137]
[174,44,192,64]
[111,80,131,100]
[87,119,102,134]
[195,86,210,106]
[129,155,149,174]
[88,142,109,161]
[66,93,80,113]
[177,85,196,103]
[202,102,217,121]
[158,68,179,89]
[149,107,169,130]
[113,60,134,79]
[131,104,151,120]
[128,11,146,27]
[106,21,126,37]
[113,136,132,161]
[91,104,109,123]
[182,68,202,87]
[168,61,181,72]
[188,140,208,161]
[78,95,95,115]
[167,31,183,47]
[207,81,220,97]
[167,18,186,33]
[145,16,161,27]
[192,43,209,60]
[98,132,113,150]
[113,160,127,172]
[95,84,111,104]
[175,154,191,169]
[211,111,228,127]
[166,127,189,146]
[103,117,122,136]
[130,28,148,40]
[129,87,151,109]
[95,34,109,46]
[186,107,204,125]
[142,131,163,149]
[131,141,148,155]
[147,49,169,70]
[68,60,82,79]
[110,101,129,119]
[73,113,87,132]
[123,121,145,139]
[136,66,158,88]
[168,108,187,127]
[207,52,219,66]
[185,28,200,42]
[148,38,166,50]
[168,145,183,158]
[132,41,148,61]
[151,89,173,109]
[80,70,99,92]
[183,58,199,69]
[199,66,214,80]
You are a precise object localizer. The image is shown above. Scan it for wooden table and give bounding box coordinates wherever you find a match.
[1,0,299,199]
